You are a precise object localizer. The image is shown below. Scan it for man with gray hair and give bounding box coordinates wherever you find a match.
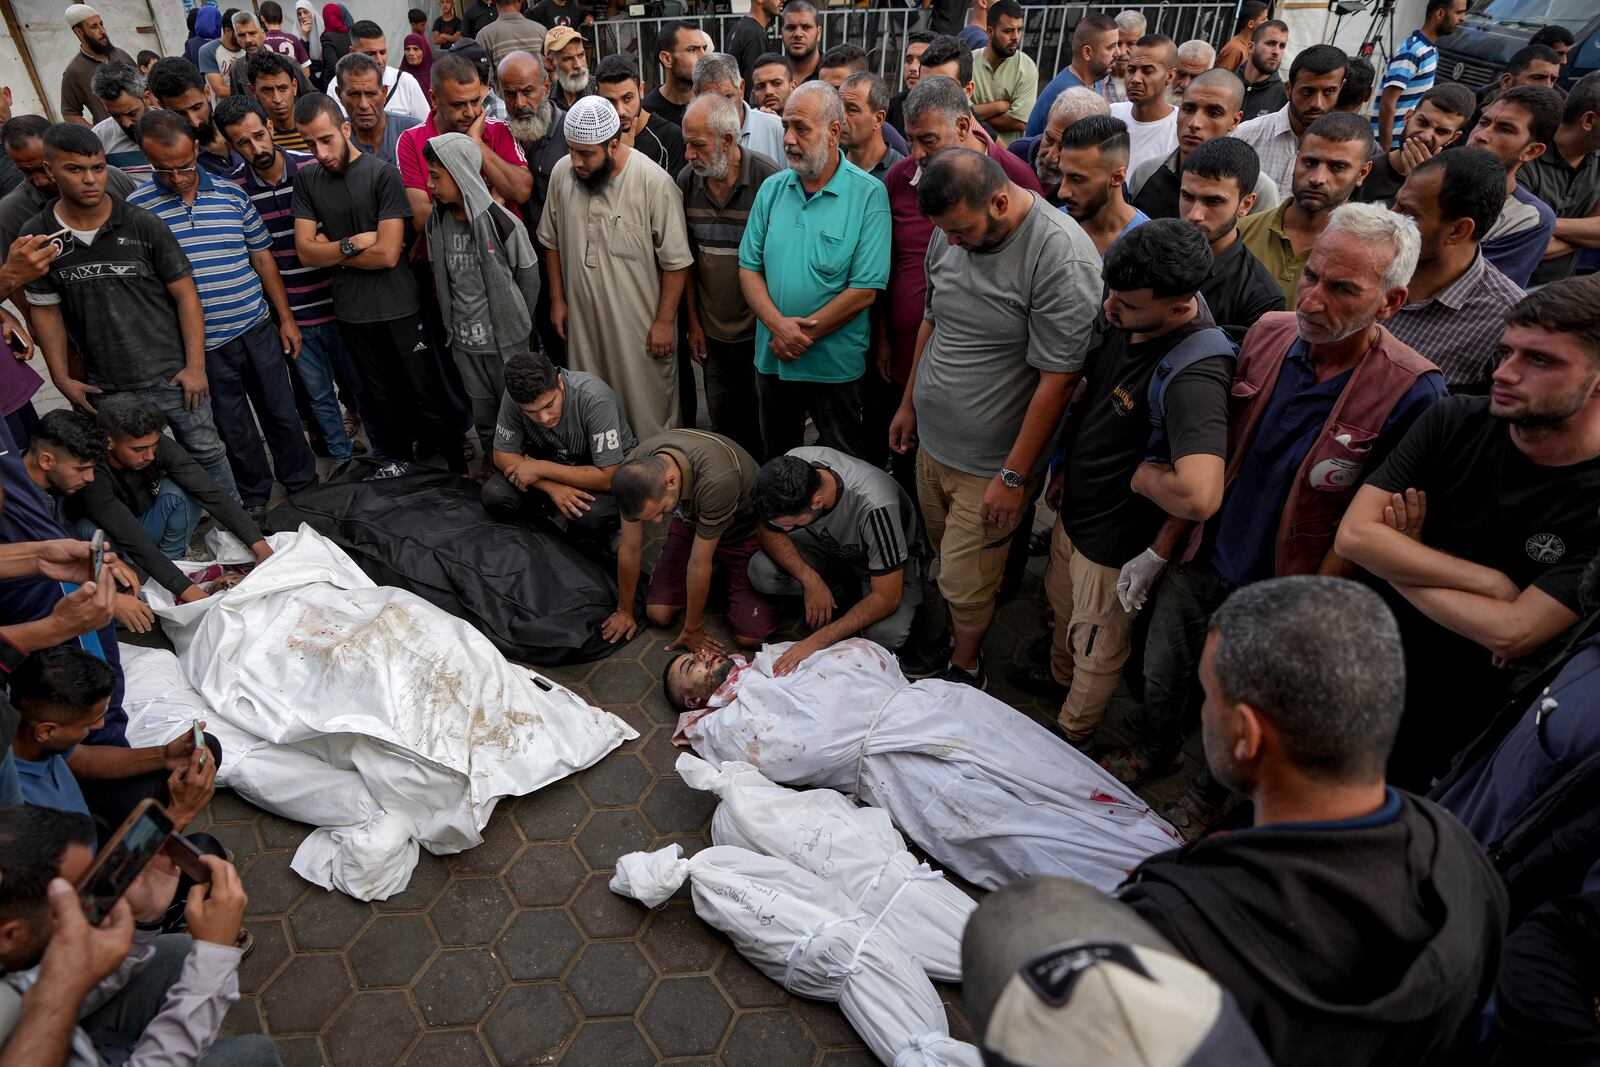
[227,9,315,98]
[335,51,422,165]
[1102,202,1446,837]
[737,81,890,459]
[1117,575,1507,1065]
[1009,85,1107,204]
[1172,39,1215,99]
[500,50,568,362]
[1103,10,1146,104]
[89,60,151,176]
[677,91,780,459]
[692,51,784,169]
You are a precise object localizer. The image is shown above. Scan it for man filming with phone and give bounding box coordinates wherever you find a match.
[0,804,270,1067]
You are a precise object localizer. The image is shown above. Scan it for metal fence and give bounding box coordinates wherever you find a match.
[588,2,1242,94]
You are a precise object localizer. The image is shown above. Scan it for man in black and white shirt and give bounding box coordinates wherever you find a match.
[485,352,636,540]
[748,446,925,674]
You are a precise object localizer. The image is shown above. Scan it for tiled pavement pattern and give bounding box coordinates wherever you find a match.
[192,563,1208,1066]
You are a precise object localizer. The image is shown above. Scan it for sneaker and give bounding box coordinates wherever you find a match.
[934,660,987,691]
[1009,663,1068,700]
[898,639,953,679]
[363,460,414,482]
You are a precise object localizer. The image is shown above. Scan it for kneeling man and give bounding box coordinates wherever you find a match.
[748,447,924,673]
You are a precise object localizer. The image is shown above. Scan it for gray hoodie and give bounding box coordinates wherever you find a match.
[424,131,542,359]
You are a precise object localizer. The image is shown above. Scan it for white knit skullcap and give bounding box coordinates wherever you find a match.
[65,3,98,26]
[563,95,621,146]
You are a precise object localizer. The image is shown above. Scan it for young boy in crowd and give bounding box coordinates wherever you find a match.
[422,132,543,464]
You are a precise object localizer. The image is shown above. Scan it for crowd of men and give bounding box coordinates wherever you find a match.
[2,0,1600,1062]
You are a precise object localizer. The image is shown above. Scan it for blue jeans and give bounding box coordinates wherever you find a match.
[73,478,203,560]
[291,321,360,463]
[206,320,319,508]
[113,383,240,505]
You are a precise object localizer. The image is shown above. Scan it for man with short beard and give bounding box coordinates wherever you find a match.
[737,81,889,460]
[1008,85,1106,207]
[726,0,783,89]
[538,95,693,440]
[145,58,246,178]
[1025,13,1116,137]
[691,52,785,170]
[545,26,595,110]
[595,56,687,180]
[1102,203,1445,837]
[88,61,151,176]
[1239,111,1373,305]
[1129,68,1278,220]
[226,10,315,99]
[779,0,821,85]
[645,21,709,127]
[751,53,793,116]
[1108,33,1178,176]
[970,0,1035,147]
[677,93,780,461]
[1236,19,1288,120]
[335,52,422,165]
[1233,43,1347,194]
[1339,272,1600,788]
[60,4,136,127]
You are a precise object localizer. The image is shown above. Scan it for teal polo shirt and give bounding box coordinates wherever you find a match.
[738,150,891,383]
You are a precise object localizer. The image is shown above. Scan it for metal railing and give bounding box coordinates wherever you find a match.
[586,2,1242,94]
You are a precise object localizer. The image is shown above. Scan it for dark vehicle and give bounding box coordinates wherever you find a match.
[1435,0,1598,90]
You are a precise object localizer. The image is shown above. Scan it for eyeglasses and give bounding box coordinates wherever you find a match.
[151,165,199,180]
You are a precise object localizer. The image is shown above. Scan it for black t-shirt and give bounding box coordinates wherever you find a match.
[290,151,420,323]
[635,113,686,177]
[1241,73,1287,121]
[531,0,584,27]
[886,89,908,137]
[433,14,462,36]
[1201,236,1285,339]
[1354,150,1404,206]
[1061,312,1234,568]
[927,0,966,35]
[462,0,498,37]
[1366,395,1600,779]
[725,15,770,89]
[642,86,687,129]
[1131,156,1179,219]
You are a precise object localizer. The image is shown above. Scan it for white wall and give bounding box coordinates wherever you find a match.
[1280,0,1428,76]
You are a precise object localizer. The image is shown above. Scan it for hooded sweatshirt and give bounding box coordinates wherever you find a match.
[1117,790,1508,1066]
[424,131,541,359]
[185,6,222,66]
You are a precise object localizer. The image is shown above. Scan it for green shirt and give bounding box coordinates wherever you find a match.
[738,150,891,384]
[1236,197,1307,308]
[972,48,1039,146]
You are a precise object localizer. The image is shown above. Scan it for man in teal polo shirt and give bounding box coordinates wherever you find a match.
[737,80,891,461]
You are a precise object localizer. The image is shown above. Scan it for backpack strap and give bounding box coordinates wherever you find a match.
[1145,326,1238,462]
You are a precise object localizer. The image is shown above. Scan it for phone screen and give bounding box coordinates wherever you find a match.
[192,721,205,771]
[78,802,175,925]
[90,530,104,584]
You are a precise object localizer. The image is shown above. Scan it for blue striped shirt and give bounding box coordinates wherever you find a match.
[128,171,272,349]
[1372,29,1438,149]
[235,151,336,327]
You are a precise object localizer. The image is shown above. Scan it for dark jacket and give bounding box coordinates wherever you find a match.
[1119,791,1509,1066]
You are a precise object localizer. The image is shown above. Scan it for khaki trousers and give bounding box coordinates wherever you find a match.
[916,448,1039,632]
[1042,519,1137,740]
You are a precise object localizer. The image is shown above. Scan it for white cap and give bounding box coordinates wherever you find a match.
[563,95,621,146]
[65,3,98,26]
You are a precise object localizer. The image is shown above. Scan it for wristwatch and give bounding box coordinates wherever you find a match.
[999,467,1024,489]
[339,236,357,258]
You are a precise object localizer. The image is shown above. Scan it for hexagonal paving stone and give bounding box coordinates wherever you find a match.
[324,990,420,1067]
[261,954,354,1033]
[446,809,523,875]
[482,984,577,1065]
[401,1031,493,1067]
[570,872,649,939]
[575,752,653,808]
[714,949,790,1008]
[209,789,259,822]
[219,995,262,1039]
[496,908,584,981]
[820,1051,880,1067]
[504,842,587,907]
[639,728,685,776]
[608,704,652,748]
[413,948,505,1027]
[723,1010,819,1067]
[512,780,591,840]
[206,820,263,870]
[566,941,656,1017]
[256,813,314,851]
[639,683,679,726]
[794,997,863,1048]
[586,659,654,704]
[242,851,312,917]
[641,777,717,835]
[373,849,449,912]
[574,809,654,869]
[288,889,373,951]
[639,976,733,1058]
[562,1020,656,1067]
[271,1036,327,1067]
[641,900,725,973]
[429,877,515,946]
[236,919,291,994]
[348,914,438,988]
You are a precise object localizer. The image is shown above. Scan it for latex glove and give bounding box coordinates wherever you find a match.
[1116,548,1167,613]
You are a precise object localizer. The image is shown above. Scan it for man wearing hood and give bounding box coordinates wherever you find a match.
[423,132,542,460]
[1117,575,1508,1065]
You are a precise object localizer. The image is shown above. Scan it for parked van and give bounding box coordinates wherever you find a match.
[1435,0,1597,90]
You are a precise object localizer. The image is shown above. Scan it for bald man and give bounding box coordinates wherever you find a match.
[1129,67,1279,218]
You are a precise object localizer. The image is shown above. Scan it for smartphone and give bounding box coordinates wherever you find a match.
[44,226,73,257]
[76,799,174,925]
[160,832,214,885]
[192,720,206,772]
[90,529,104,584]
[5,331,24,355]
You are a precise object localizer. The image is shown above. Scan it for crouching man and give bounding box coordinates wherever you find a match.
[746,447,925,674]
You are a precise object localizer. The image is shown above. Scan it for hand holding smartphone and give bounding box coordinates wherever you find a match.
[90,529,104,585]
[75,800,212,926]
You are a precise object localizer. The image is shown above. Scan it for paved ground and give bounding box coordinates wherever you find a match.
[190,558,1207,1067]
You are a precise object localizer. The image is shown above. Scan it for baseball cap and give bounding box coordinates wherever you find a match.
[545,25,583,55]
[962,878,1272,1067]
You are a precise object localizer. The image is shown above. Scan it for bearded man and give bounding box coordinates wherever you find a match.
[500,50,569,363]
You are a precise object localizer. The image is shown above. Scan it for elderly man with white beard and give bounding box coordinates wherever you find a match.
[677,93,781,461]
[736,81,890,461]
[545,26,594,110]
[501,50,568,362]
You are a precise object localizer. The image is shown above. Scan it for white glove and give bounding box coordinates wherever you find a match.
[1116,548,1167,613]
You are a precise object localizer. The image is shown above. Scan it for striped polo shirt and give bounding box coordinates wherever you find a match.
[1372,29,1438,149]
[235,150,335,327]
[675,146,782,343]
[129,171,273,350]
[271,125,310,153]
